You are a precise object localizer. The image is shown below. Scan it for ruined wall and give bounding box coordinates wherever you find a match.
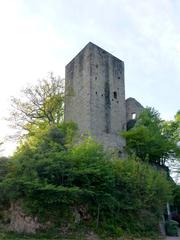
[64,42,126,152]
[126,97,144,122]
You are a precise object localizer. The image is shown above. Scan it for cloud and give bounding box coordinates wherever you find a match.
[0,0,180,156]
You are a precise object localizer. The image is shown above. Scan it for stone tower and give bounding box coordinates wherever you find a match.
[64,42,126,153]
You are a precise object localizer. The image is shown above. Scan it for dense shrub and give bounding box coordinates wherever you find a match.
[0,157,9,182]
[0,124,172,236]
[122,108,180,165]
[112,159,171,233]
[174,185,180,210]
[0,157,13,206]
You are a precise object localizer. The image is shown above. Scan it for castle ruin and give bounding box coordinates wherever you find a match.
[64,42,143,154]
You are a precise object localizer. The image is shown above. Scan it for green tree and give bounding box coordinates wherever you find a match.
[9,73,64,136]
[1,135,171,235]
[0,157,9,182]
[122,107,180,165]
[173,184,180,212]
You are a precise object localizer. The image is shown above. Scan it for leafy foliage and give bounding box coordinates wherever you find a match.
[8,73,64,138]
[0,157,9,182]
[2,78,179,237]
[0,123,172,236]
[122,107,180,165]
[173,184,180,212]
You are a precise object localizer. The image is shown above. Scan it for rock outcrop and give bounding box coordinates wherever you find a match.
[9,202,41,234]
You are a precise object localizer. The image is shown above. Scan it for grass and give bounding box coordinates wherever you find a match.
[0,225,165,240]
[0,231,74,240]
[0,232,86,240]
[0,230,165,240]
[0,229,78,240]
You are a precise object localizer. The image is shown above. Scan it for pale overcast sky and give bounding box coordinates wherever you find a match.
[0,0,180,156]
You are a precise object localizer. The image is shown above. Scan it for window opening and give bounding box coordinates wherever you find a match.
[131,113,136,119]
[113,91,117,99]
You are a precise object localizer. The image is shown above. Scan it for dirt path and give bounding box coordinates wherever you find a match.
[166,237,180,240]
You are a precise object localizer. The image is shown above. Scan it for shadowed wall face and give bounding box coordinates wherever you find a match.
[126,97,144,121]
[126,97,144,130]
[65,42,126,151]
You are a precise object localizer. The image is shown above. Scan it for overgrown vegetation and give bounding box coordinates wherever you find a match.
[0,76,179,239]
[0,228,164,240]
[8,73,64,139]
[0,124,172,237]
[122,107,180,166]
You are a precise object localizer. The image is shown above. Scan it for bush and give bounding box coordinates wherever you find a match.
[0,157,10,182]
[165,220,179,236]
[0,126,172,236]
[111,158,171,234]
[174,184,180,213]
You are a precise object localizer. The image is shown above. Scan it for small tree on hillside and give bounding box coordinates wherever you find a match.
[8,73,64,138]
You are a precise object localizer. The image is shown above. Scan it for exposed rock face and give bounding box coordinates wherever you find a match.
[85,231,100,240]
[5,202,92,234]
[73,205,91,224]
[9,202,41,234]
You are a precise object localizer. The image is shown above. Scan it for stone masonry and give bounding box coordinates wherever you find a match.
[126,97,144,123]
[64,42,143,154]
